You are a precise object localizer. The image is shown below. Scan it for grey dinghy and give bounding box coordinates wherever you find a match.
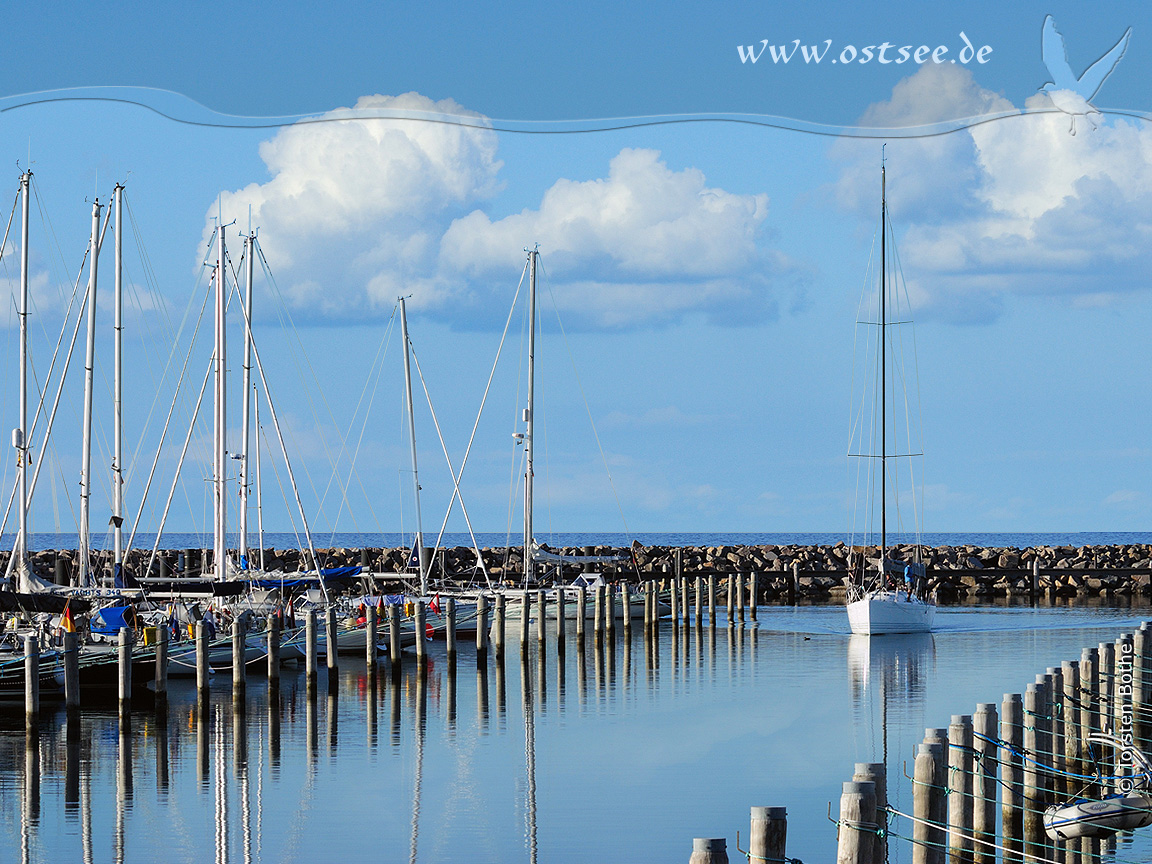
[1044,733,1152,840]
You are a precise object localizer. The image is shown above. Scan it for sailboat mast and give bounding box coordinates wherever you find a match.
[880,160,887,569]
[16,171,30,584]
[239,230,254,568]
[113,184,124,573]
[78,198,102,587]
[253,382,265,571]
[524,248,537,585]
[400,296,427,596]
[214,224,227,582]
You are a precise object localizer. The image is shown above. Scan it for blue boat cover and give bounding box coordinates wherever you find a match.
[91,605,137,634]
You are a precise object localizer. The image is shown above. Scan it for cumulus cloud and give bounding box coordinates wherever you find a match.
[833,63,1152,322]
[206,95,788,328]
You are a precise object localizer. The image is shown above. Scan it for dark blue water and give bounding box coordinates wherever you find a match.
[10,531,1152,551]
[2,604,1151,863]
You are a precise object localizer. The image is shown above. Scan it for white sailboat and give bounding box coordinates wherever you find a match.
[845,156,935,636]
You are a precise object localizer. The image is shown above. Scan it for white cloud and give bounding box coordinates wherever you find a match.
[834,64,1152,322]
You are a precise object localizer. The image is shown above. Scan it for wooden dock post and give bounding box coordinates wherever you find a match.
[748,573,758,621]
[725,574,735,625]
[64,631,80,714]
[366,604,378,673]
[1046,667,1065,799]
[735,573,745,622]
[670,577,680,626]
[24,635,39,726]
[415,601,427,671]
[268,616,281,683]
[694,576,703,627]
[912,742,944,864]
[1001,693,1024,857]
[1061,660,1080,782]
[1134,623,1149,746]
[853,763,886,864]
[476,595,489,664]
[118,628,133,724]
[605,584,616,640]
[1030,558,1039,604]
[388,604,402,676]
[305,610,318,686]
[155,625,168,705]
[749,807,786,864]
[973,703,998,864]
[1098,641,1114,789]
[835,780,876,864]
[520,591,531,651]
[575,587,586,643]
[325,607,339,681]
[536,589,546,653]
[232,618,247,700]
[947,714,974,864]
[595,586,605,641]
[556,588,566,658]
[447,597,458,664]
[621,583,632,640]
[1023,683,1046,850]
[1081,647,1099,736]
[790,561,799,605]
[689,838,729,864]
[494,593,507,659]
[708,575,717,626]
[196,621,209,698]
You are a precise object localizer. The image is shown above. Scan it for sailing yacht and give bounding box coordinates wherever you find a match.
[845,157,935,636]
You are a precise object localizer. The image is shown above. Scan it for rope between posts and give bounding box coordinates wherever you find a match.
[885,805,1066,864]
[743,853,804,864]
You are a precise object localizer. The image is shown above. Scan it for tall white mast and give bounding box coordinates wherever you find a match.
[112,184,124,576]
[214,223,227,582]
[14,172,30,587]
[523,247,537,585]
[239,229,254,568]
[253,382,265,571]
[399,296,427,596]
[78,198,101,587]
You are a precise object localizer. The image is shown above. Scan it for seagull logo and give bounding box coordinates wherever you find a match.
[1041,15,1131,135]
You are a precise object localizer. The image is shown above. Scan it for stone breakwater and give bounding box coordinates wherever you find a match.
[12,542,1152,601]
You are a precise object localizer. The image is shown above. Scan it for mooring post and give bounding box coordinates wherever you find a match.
[1081,647,1099,736]
[595,586,605,641]
[1001,693,1024,857]
[1023,683,1046,850]
[748,573,758,621]
[725,574,735,625]
[912,742,944,864]
[749,807,787,864]
[689,838,729,864]
[973,703,998,864]
[694,576,703,627]
[670,577,680,626]
[388,604,402,675]
[232,617,247,699]
[708,575,717,626]
[1098,641,1115,789]
[305,610,318,686]
[366,604,378,673]
[1134,623,1149,746]
[155,624,168,705]
[621,583,632,640]
[476,594,489,664]
[536,589,546,654]
[268,615,281,683]
[605,584,616,640]
[575,587,586,643]
[1061,660,1080,782]
[835,780,876,864]
[853,763,887,864]
[24,634,39,726]
[325,607,339,681]
[1030,558,1039,604]
[64,631,80,714]
[790,561,799,605]
[446,597,458,664]
[735,573,745,622]
[415,601,427,671]
[118,627,133,724]
[556,589,566,658]
[947,714,974,864]
[520,591,531,651]
[1046,667,1066,799]
[196,621,210,698]
[495,593,507,659]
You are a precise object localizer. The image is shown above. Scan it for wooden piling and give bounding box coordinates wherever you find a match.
[495,593,507,658]
[621,583,632,640]
[64,631,79,713]
[1023,683,1045,849]
[1098,642,1114,788]
[155,625,168,704]
[575,587,586,643]
[670,577,680,626]
[947,714,974,864]
[196,621,209,697]
[1062,660,1080,783]
[520,591,531,649]
[748,573,758,621]
[835,780,876,864]
[388,604,401,673]
[268,616,281,683]
[556,588,566,657]
[1081,647,1099,736]
[232,618,247,697]
[1134,624,1149,745]
[415,601,427,669]
[912,742,944,864]
[689,838,729,864]
[972,703,998,864]
[24,635,39,725]
[605,584,616,639]
[725,575,734,625]
[325,607,339,677]
[1046,667,1065,799]
[707,575,717,626]
[118,628,133,725]
[749,807,786,864]
[694,576,702,626]
[735,573,745,622]
[790,561,799,605]
[536,590,546,651]
[595,586,605,640]
[366,604,378,672]
[305,610,318,684]
[476,595,489,663]
[447,597,458,663]
[1001,693,1024,857]
[853,763,886,864]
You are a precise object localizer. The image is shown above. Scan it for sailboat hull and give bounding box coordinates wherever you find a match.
[847,591,935,635]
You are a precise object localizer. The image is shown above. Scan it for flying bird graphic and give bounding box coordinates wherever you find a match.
[1041,15,1131,135]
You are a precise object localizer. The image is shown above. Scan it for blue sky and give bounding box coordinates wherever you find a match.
[0,1,1149,542]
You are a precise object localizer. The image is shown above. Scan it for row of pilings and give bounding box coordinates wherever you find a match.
[833,623,1152,864]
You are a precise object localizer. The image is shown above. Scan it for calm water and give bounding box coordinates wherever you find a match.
[9,530,1152,551]
[3,603,1152,863]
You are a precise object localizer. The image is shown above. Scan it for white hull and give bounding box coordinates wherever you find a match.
[847,591,935,635]
[1044,795,1152,839]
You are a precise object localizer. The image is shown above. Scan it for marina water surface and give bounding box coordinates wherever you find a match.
[2,604,1151,863]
